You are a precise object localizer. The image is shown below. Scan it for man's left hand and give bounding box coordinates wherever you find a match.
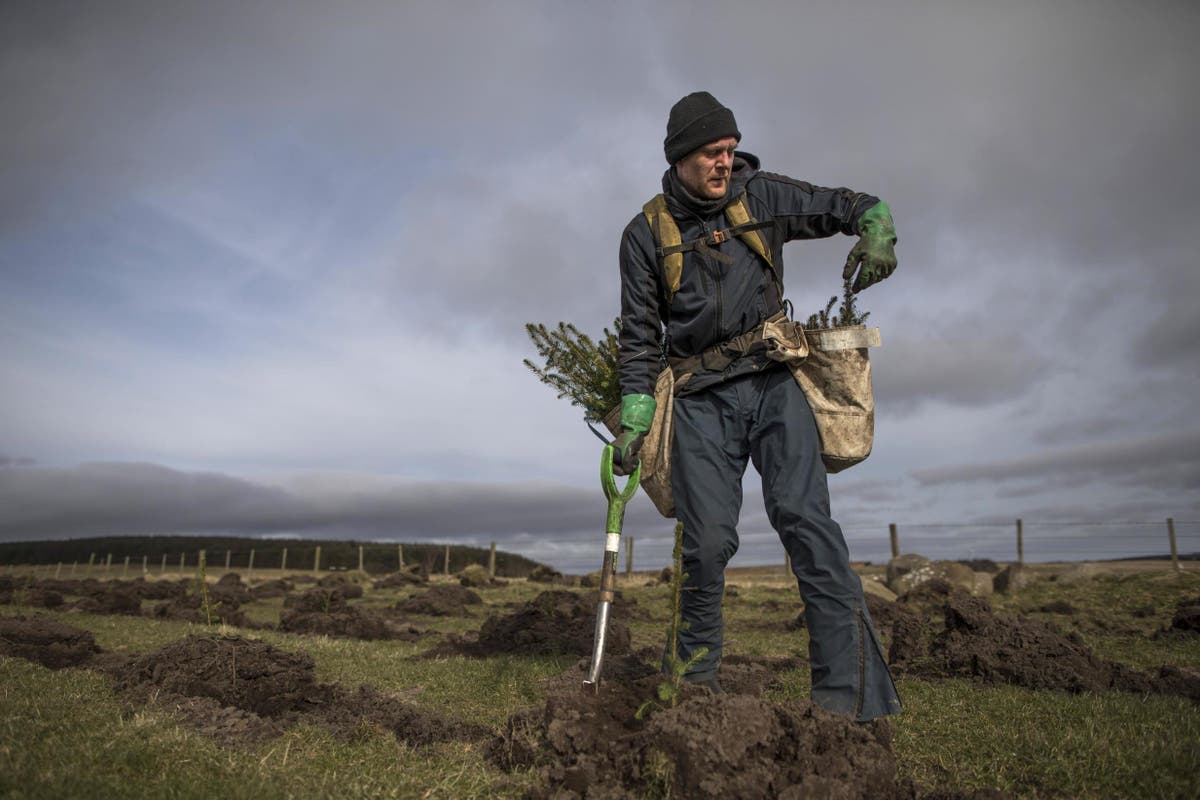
[843,200,897,293]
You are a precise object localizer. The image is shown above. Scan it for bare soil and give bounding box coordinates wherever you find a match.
[0,614,101,669]
[888,593,1200,702]
[0,614,485,749]
[396,584,483,617]
[490,654,913,799]
[476,590,632,658]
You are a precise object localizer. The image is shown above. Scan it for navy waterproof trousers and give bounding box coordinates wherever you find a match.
[668,366,901,721]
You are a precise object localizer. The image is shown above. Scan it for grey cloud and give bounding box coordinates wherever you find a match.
[0,461,667,552]
[873,332,1048,413]
[912,431,1200,491]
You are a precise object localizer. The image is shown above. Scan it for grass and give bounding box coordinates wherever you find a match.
[1,566,1198,798]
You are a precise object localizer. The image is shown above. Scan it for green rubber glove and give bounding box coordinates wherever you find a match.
[611,393,656,476]
[843,200,898,293]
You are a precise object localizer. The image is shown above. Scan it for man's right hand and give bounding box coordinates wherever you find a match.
[611,429,645,476]
[610,393,656,476]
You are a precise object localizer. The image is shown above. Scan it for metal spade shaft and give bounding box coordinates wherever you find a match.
[583,446,640,693]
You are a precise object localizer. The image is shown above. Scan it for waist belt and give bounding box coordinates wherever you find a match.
[669,310,788,377]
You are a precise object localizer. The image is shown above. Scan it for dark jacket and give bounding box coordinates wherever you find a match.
[617,152,879,397]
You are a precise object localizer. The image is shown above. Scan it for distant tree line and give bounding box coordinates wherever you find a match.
[0,535,546,578]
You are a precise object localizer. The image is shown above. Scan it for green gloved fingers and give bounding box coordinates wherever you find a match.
[620,393,656,434]
[843,200,898,293]
[612,393,656,476]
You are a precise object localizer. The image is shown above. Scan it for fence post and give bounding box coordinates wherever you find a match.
[488,542,497,577]
[444,545,451,576]
[1168,518,1180,572]
[626,536,634,578]
[313,546,321,573]
[281,547,288,572]
[889,523,899,559]
[248,549,255,580]
[1016,519,1024,565]
[225,550,231,571]
[55,562,63,579]
[161,554,167,574]
[179,553,185,573]
[358,545,364,573]
[141,555,147,576]
[122,556,129,578]
[70,561,77,577]
[105,553,112,577]
[398,544,404,570]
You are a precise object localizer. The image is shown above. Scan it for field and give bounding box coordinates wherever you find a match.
[0,561,1197,799]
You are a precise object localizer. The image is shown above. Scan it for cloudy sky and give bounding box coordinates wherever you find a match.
[2,0,1197,573]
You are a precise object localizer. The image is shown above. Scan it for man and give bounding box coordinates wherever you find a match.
[612,91,901,721]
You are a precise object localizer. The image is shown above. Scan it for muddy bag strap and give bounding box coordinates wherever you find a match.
[668,310,788,377]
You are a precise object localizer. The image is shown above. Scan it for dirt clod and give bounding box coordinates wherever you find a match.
[397,584,482,617]
[491,655,904,799]
[890,594,1200,701]
[0,614,101,669]
[476,590,631,657]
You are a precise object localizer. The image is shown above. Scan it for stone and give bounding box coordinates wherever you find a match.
[888,558,975,596]
[971,571,995,597]
[860,576,898,602]
[993,563,1033,595]
[885,554,930,593]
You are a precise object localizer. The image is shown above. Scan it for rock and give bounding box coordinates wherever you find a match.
[885,554,930,593]
[993,563,1033,595]
[972,571,995,597]
[458,564,493,588]
[860,576,898,603]
[887,557,975,596]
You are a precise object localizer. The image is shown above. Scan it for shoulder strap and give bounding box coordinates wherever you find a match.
[642,193,782,307]
[642,194,684,302]
[724,196,773,268]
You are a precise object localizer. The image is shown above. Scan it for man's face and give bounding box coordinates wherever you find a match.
[675,136,738,200]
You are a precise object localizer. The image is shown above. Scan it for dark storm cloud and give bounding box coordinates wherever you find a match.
[0,461,655,549]
[911,430,1200,491]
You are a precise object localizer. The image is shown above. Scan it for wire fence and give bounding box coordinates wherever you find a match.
[529,517,1200,575]
[2,519,1196,579]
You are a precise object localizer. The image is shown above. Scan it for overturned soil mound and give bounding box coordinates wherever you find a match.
[279,606,422,641]
[115,634,325,717]
[151,593,254,628]
[0,624,483,750]
[283,586,357,613]
[890,595,1200,702]
[491,654,904,799]
[1171,597,1200,633]
[476,590,631,658]
[110,634,484,747]
[373,567,429,589]
[72,584,145,616]
[0,614,101,669]
[249,579,292,599]
[397,584,482,617]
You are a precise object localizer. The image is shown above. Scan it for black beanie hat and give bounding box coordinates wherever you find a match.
[663,91,741,164]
